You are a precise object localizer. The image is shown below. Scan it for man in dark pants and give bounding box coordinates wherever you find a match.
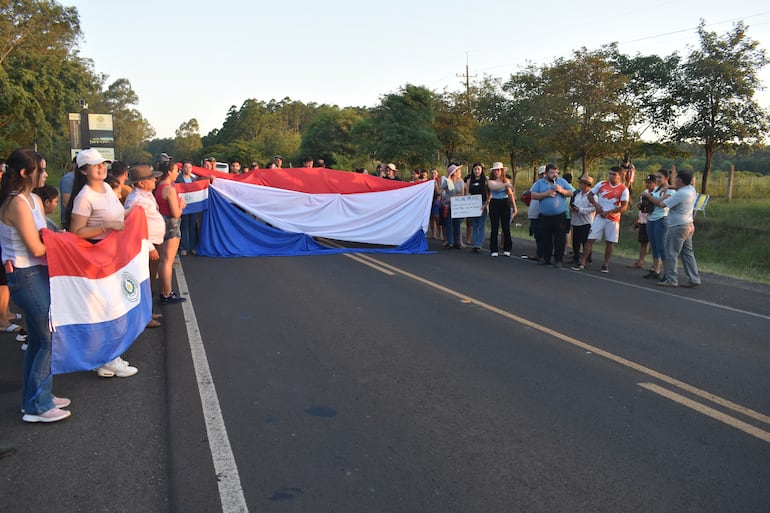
[530,163,575,267]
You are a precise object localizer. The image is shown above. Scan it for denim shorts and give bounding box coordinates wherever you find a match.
[163,216,181,241]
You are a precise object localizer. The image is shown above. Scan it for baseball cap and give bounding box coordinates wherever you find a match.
[76,148,110,168]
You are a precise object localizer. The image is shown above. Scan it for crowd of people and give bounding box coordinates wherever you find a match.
[414,160,700,289]
[0,149,702,431]
[0,147,200,426]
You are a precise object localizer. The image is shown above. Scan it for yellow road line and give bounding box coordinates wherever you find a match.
[342,253,395,275]
[345,251,770,429]
[639,383,770,444]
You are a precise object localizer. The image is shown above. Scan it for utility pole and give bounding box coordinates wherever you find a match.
[456,52,477,110]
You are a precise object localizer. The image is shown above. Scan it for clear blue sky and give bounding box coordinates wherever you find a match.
[66,0,770,139]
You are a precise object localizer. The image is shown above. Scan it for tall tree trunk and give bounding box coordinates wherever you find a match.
[702,144,714,194]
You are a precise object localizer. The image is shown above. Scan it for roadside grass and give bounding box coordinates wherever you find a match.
[513,198,770,285]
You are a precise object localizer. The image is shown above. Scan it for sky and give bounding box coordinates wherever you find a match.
[65,0,770,139]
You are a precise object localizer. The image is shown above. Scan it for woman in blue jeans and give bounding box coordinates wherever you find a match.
[465,163,488,253]
[643,169,671,280]
[0,149,71,423]
[441,164,465,248]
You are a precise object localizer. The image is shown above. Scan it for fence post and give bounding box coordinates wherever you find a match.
[728,164,734,201]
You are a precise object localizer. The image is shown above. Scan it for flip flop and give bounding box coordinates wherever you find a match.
[9,313,22,321]
[1,323,22,333]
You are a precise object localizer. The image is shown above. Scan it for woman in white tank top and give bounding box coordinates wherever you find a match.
[0,148,71,423]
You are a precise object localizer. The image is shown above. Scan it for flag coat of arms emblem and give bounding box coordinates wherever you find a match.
[43,208,152,374]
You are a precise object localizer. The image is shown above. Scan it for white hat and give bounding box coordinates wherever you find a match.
[446,164,463,177]
[386,163,397,171]
[491,162,507,171]
[537,165,546,175]
[76,148,109,168]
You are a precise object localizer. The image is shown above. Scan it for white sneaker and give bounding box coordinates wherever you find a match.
[503,251,511,257]
[97,357,138,378]
[491,252,499,257]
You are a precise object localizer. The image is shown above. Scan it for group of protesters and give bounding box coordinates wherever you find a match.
[427,160,701,287]
[0,147,195,425]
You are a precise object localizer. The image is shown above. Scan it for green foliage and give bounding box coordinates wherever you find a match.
[173,119,202,161]
[365,84,441,168]
[667,21,770,193]
[298,106,365,168]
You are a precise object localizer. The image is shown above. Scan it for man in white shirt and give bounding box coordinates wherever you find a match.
[645,169,701,288]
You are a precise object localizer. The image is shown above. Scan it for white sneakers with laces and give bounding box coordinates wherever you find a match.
[96,356,138,378]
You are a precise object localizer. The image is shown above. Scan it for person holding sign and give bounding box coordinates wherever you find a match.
[486,162,516,257]
[440,164,465,249]
[465,163,488,253]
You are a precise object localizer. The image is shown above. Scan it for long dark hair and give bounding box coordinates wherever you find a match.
[0,148,42,208]
[156,159,177,180]
[63,164,90,230]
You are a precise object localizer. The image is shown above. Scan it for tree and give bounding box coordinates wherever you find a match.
[97,78,155,162]
[298,106,366,168]
[174,118,202,160]
[540,45,632,175]
[668,21,770,193]
[0,0,96,168]
[366,84,441,168]
[476,74,546,183]
[434,89,478,165]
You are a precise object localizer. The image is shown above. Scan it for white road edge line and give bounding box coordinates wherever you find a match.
[639,383,770,445]
[176,260,249,513]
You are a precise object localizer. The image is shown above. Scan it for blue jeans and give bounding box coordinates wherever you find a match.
[8,265,54,415]
[443,215,462,246]
[664,223,700,285]
[646,218,668,260]
[471,210,488,249]
[180,212,200,251]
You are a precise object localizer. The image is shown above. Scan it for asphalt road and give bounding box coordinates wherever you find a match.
[2,236,770,513]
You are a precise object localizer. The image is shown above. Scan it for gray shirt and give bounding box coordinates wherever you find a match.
[662,184,696,226]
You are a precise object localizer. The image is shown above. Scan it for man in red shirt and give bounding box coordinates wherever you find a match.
[572,166,629,273]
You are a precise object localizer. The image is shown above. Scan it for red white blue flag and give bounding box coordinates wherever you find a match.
[175,178,210,214]
[43,208,153,374]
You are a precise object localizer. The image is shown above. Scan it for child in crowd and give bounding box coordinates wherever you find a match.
[32,184,60,232]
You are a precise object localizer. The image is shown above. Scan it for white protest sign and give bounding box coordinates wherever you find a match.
[451,194,483,218]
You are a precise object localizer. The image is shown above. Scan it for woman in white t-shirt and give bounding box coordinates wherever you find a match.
[65,149,137,379]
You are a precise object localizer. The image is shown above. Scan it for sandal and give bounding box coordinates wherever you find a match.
[1,323,22,333]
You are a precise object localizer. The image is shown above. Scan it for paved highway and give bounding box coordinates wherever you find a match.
[2,237,769,513]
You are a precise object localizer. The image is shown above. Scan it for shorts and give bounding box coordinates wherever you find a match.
[588,216,620,243]
[638,223,649,244]
[163,216,181,241]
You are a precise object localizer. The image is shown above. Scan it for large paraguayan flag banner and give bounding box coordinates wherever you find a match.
[190,166,434,256]
[43,208,153,374]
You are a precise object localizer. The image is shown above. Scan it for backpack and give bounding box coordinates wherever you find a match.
[521,189,532,206]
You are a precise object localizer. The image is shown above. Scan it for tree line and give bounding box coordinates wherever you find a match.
[3,1,769,194]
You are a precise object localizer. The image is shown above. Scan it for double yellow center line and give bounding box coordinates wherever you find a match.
[341,250,770,444]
